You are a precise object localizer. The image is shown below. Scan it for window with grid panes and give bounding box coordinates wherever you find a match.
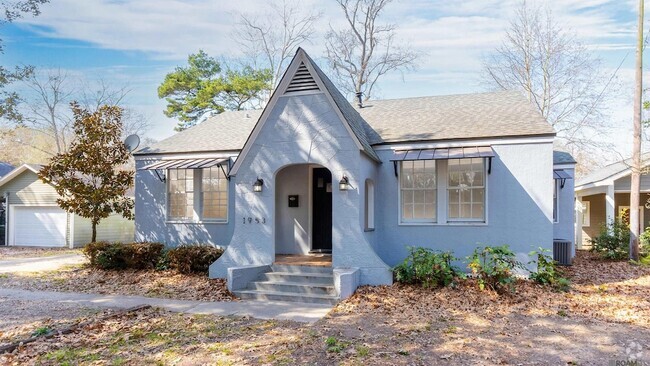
[168,169,194,220]
[400,160,436,222]
[202,166,228,220]
[447,158,485,221]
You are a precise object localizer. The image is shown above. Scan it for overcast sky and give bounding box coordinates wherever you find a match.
[1,0,645,161]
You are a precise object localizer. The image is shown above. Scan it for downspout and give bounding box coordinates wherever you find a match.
[3,192,8,246]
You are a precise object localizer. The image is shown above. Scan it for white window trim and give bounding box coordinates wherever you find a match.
[446,158,487,223]
[397,159,488,226]
[165,168,229,224]
[398,160,437,224]
[581,201,590,227]
[365,179,375,231]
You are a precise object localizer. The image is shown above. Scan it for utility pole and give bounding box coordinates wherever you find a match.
[630,0,644,261]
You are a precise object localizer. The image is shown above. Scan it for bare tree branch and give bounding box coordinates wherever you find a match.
[481,1,616,173]
[234,0,320,99]
[325,0,418,101]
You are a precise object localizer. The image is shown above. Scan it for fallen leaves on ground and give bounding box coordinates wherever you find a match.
[0,267,235,302]
[1,250,649,365]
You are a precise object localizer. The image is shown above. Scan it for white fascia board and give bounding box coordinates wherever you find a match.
[372,135,555,151]
[0,164,40,189]
[134,150,241,161]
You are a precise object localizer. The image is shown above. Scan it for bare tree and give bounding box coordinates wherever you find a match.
[234,0,320,98]
[482,1,613,159]
[325,0,418,101]
[20,69,75,154]
[629,0,644,261]
[79,79,150,138]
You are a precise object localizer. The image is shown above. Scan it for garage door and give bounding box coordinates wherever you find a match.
[10,206,67,247]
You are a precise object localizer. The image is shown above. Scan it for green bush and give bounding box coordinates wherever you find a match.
[528,247,570,291]
[393,247,462,288]
[124,242,164,269]
[639,227,650,257]
[590,220,629,260]
[467,245,524,293]
[167,244,224,274]
[83,242,164,270]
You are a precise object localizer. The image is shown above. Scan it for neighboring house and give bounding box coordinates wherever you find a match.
[0,164,134,247]
[0,162,14,245]
[134,48,575,301]
[575,156,650,248]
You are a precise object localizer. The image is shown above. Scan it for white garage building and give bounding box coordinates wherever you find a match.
[0,164,134,247]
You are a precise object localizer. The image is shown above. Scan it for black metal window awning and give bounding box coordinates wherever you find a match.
[390,146,496,176]
[554,169,572,188]
[140,158,230,182]
[390,146,495,161]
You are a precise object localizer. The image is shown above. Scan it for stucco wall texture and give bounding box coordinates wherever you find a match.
[135,95,560,285]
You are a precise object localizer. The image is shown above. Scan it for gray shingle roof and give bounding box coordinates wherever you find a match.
[0,162,14,177]
[553,151,576,165]
[355,91,555,144]
[136,110,262,155]
[303,51,380,161]
[137,60,554,156]
[576,153,650,188]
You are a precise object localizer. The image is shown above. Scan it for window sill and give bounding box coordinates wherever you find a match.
[399,222,487,227]
[166,220,228,225]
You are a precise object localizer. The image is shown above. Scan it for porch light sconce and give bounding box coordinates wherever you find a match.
[253,178,264,192]
[339,176,350,191]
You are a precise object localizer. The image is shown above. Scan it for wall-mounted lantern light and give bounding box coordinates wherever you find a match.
[253,178,264,192]
[339,176,350,191]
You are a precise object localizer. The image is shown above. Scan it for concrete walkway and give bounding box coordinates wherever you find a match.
[0,254,86,273]
[0,288,332,323]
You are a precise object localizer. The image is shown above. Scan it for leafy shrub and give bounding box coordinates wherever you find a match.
[639,227,650,257]
[83,241,113,267]
[393,247,462,288]
[167,244,224,274]
[590,220,629,260]
[528,247,570,291]
[123,242,164,269]
[84,241,128,270]
[467,245,524,293]
[83,242,164,270]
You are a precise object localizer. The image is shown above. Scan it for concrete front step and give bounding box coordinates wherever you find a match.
[234,289,339,305]
[260,272,334,285]
[249,280,336,296]
[271,264,333,274]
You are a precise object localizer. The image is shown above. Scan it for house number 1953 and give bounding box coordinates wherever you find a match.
[243,217,266,224]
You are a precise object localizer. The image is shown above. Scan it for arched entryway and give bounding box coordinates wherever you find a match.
[274,164,332,266]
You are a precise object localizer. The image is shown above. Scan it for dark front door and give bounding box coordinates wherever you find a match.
[312,168,332,253]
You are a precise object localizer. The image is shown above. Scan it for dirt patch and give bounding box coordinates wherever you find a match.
[0,266,235,302]
[1,251,649,365]
[0,247,82,260]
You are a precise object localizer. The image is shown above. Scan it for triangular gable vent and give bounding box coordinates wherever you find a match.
[284,62,320,94]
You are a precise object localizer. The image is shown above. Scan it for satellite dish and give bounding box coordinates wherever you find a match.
[124,134,140,153]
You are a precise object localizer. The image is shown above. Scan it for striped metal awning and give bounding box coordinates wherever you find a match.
[553,169,572,180]
[141,158,229,170]
[390,146,495,161]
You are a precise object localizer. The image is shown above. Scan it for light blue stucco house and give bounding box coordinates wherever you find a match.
[134,48,576,303]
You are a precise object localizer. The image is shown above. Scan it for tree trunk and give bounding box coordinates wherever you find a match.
[630,0,644,261]
[91,220,97,243]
